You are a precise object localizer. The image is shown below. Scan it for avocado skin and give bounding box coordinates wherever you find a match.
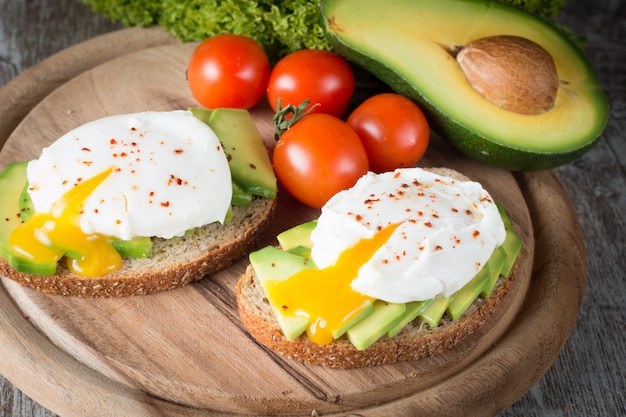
[320,0,609,171]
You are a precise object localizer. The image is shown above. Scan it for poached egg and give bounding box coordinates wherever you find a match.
[265,167,506,344]
[311,168,506,303]
[11,110,231,276]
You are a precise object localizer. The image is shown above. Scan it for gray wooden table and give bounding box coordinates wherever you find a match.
[1,0,624,416]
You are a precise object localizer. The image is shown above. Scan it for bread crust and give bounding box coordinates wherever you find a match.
[235,167,520,368]
[0,197,277,297]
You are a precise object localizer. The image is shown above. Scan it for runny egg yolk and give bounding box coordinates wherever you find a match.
[265,223,399,345]
[9,167,122,277]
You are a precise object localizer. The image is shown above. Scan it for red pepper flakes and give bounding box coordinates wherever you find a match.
[110,139,117,145]
[473,230,480,238]
[81,147,91,152]
[161,201,170,207]
[174,149,184,154]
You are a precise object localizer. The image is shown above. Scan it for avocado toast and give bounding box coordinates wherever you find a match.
[0,108,278,297]
[237,167,523,368]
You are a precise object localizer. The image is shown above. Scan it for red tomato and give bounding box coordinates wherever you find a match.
[267,49,355,118]
[187,34,270,109]
[273,114,369,208]
[347,93,430,173]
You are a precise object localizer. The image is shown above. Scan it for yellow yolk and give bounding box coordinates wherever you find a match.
[265,223,399,345]
[9,168,122,277]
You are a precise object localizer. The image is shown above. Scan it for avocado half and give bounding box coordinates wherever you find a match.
[320,0,609,171]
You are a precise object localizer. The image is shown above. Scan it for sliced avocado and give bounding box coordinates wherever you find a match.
[276,220,317,252]
[346,300,406,351]
[274,312,309,341]
[387,299,433,338]
[111,236,152,258]
[191,107,277,198]
[481,247,507,298]
[420,296,450,328]
[249,245,315,283]
[286,245,311,258]
[18,180,34,222]
[230,180,253,207]
[500,227,523,278]
[447,264,490,321]
[0,162,58,276]
[249,246,315,340]
[321,0,609,170]
[331,301,374,339]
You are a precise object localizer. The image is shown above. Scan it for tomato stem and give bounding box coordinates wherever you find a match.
[272,99,319,141]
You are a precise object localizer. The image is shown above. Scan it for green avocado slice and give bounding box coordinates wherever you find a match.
[0,162,59,276]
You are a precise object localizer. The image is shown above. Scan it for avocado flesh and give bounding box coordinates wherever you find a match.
[419,296,450,328]
[321,0,609,170]
[347,301,406,351]
[191,107,277,198]
[111,236,152,258]
[447,264,491,320]
[277,220,317,252]
[0,162,58,275]
[251,216,522,350]
[250,246,315,340]
[387,299,433,338]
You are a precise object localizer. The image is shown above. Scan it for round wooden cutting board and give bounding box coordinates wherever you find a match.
[0,27,586,417]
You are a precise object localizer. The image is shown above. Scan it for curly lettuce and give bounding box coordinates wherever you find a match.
[79,0,567,61]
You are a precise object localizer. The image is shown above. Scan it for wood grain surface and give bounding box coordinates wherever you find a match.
[0,0,624,416]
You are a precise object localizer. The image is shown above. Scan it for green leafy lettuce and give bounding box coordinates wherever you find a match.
[79,0,567,61]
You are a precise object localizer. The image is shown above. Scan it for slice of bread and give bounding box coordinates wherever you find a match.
[235,167,520,368]
[0,197,277,297]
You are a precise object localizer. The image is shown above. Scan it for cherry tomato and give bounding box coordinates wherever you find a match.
[187,34,270,109]
[273,114,369,209]
[347,93,430,173]
[267,50,355,118]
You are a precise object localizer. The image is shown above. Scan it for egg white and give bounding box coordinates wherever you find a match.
[310,168,506,303]
[27,110,232,240]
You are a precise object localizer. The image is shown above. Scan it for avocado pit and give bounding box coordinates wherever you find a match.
[456,35,559,115]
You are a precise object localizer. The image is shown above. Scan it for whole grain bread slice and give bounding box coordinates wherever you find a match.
[235,167,520,369]
[0,197,277,297]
